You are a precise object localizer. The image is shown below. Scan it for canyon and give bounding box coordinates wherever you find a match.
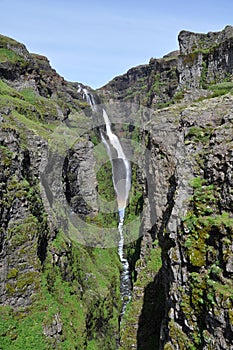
[0,25,233,350]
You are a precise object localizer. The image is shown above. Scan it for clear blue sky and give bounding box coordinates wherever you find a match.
[1,0,233,88]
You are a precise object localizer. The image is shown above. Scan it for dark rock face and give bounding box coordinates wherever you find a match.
[160,98,233,350]
[0,34,120,349]
[178,25,233,55]
[99,55,179,109]
[0,27,233,350]
[63,140,98,216]
[108,26,233,350]
[119,95,233,350]
[0,127,48,308]
[100,25,233,105]
[178,26,233,89]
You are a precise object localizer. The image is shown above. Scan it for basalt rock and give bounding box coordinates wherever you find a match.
[99,25,233,106]
[0,34,121,349]
[0,27,233,350]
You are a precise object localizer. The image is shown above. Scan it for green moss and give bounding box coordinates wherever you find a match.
[0,48,25,64]
[0,34,19,46]
[181,51,199,65]
[0,80,22,98]
[20,88,38,104]
[7,268,19,279]
[179,175,233,348]
[185,126,213,144]
[168,320,197,349]
[1,227,122,349]
[120,241,162,349]
[0,145,13,166]
[183,177,233,256]
[174,90,185,101]
[41,230,122,349]
[5,283,16,295]
[8,214,40,249]
[164,343,176,350]
[0,80,68,143]
[96,160,115,202]
[16,271,40,293]
[0,305,47,350]
[208,81,233,96]
[200,61,208,88]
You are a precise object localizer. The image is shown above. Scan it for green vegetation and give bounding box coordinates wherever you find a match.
[0,305,47,350]
[0,145,13,166]
[178,176,233,348]
[96,159,116,203]
[200,61,208,89]
[0,229,122,349]
[0,79,87,145]
[119,240,162,349]
[0,80,22,98]
[87,126,144,230]
[183,177,233,266]
[208,81,233,96]
[1,31,233,350]
[0,48,25,64]
[0,80,59,142]
[0,75,144,348]
[173,89,185,101]
[39,234,121,349]
[185,126,213,144]
[20,88,39,104]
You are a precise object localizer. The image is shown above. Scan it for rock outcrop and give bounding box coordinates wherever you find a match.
[99,25,233,107]
[100,26,233,350]
[178,26,233,90]
[0,26,233,350]
[0,34,121,349]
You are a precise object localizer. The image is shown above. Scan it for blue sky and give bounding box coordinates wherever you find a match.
[1,0,233,88]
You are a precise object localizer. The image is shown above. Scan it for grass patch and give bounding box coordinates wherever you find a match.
[0,80,22,98]
[119,241,162,349]
[208,81,233,96]
[0,229,122,349]
[179,175,233,347]
[185,126,213,144]
[0,48,25,64]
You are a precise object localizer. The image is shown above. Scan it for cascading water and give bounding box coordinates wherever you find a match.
[78,84,96,111]
[100,114,132,315]
[78,86,132,316]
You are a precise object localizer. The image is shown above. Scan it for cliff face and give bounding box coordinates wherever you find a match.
[178,25,233,90]
[99,25,233,107]
[99,26,233,349]
[0,26,233,350]
[98,54,179,109]
[0,34,121,349]
[119,96,233,350]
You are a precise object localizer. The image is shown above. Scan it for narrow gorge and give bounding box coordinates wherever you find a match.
[78,85,132,318]
[0,25,233,350]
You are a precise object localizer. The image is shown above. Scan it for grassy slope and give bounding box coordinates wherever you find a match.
[0,78,122,349]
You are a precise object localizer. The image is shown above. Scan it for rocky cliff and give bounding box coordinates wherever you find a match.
[0,26,233,350]
[99,25,233,108]
[0,34,121,349]
[100,25,233,350]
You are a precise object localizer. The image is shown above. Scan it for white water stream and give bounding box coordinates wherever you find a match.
[78,84,96,111]
[78,86,132,315]
[100,110,132,315]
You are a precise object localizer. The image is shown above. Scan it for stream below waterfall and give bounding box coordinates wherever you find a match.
[78,85,132,317]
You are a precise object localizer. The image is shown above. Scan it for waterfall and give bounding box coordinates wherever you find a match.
[78,84,96,111]
[100,109,132,316]
[79,87,132,316]
[101,110,131,213]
